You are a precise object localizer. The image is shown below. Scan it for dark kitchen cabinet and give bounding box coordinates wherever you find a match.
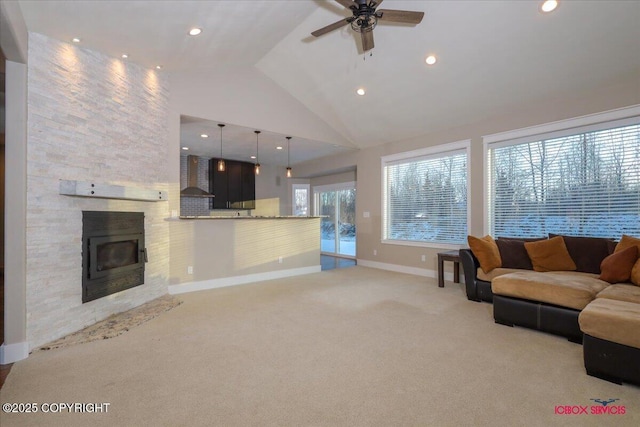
[241,162,256,209]
[209,158,255,209]
[209,159,228,209]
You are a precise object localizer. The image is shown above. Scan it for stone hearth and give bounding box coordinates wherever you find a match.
[39,295,181,351]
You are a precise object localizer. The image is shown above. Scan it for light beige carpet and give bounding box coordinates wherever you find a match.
[1,266,639,426]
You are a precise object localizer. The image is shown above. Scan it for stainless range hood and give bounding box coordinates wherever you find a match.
[180,155,214,198]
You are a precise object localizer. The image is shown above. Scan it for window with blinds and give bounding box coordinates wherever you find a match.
[487,118,640,239]
[382,142,469,246]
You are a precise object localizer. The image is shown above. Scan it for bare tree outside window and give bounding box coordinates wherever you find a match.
[489,123,640,238]
[385,149,468,244]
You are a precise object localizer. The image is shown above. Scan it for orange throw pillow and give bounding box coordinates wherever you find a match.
[524,236,577,272]
[599,246,638,284]
[467,235,501,273]
[615,235,640,286]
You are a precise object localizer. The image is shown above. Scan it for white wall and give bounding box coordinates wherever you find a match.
[168,67,342,283]
[170,68,352,148]
[304,73,640,277]
[1,0,29,362]
[2,60,28,362]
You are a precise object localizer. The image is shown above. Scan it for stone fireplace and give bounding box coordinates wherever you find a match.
[82,211,146,303]
[22,33,170,351]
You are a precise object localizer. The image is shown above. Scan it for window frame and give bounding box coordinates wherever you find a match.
[381,140,471,249]
[482,105,640,237]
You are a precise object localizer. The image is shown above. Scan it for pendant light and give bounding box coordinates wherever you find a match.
[286,136,292,178]
[254,130,261,175]
[217,124,226,172]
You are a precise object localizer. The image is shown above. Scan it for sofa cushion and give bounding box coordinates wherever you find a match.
[596,284,640,304]
[615,235,640,286]
[550,234,613,274]
[579,298,640,349]
[476,267,524,282]
[496,239,534,270]
[524,236,577,272]
[492,271,608,310]
[599,246,637,284]
[467,235,501,273]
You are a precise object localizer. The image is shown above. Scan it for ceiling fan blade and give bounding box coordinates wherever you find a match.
[361,30,374,52]
[335,0,354,9]
[377,9,425,24]
[371,0,384,7]
[311,18,351,37]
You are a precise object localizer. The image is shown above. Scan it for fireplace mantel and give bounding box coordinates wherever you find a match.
[59,180,168,202]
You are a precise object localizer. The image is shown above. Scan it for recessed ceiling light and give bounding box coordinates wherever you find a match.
[276,146,283,150]
[200,134,209,138]
[250,155,257,160]
[540,0,558,13]
[188,28,202,36]
[121,54,128,59]
[425,55,437,65]
[156,65,162,70]
[356,88,366,96]
[72,37,81,43]
[181,146,189,150]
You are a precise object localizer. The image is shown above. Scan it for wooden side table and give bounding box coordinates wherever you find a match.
[437,250,460,288]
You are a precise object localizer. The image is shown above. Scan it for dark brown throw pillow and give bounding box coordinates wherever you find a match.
[525,236,577,272]
[549,234,613,274]
[599,246,638,284]
[496,239,534,270]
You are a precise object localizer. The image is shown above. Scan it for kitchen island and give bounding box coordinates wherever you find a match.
[168,216,321,294]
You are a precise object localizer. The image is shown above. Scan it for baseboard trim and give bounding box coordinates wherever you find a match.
[168,265,321,295]
[0,341,30,364]
[357,259,463,282]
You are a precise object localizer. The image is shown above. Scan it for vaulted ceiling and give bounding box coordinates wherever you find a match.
[16,0,640,164]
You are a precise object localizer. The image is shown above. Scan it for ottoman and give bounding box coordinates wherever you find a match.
[578,298,640,385]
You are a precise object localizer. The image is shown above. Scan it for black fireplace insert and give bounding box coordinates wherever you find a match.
[82,211,147,303]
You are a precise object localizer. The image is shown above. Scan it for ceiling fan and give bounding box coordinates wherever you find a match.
[311,0,424,52]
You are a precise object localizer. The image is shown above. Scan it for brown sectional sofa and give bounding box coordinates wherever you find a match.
[579,291,640,385]
[460,234,640,385]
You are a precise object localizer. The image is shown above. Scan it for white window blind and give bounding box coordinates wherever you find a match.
[383,145,468,245]
[487,119,640,239]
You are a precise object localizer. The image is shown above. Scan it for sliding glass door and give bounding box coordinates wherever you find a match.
[314,183,356,257]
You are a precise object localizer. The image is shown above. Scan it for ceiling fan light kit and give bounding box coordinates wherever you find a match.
[311,0,424,52]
